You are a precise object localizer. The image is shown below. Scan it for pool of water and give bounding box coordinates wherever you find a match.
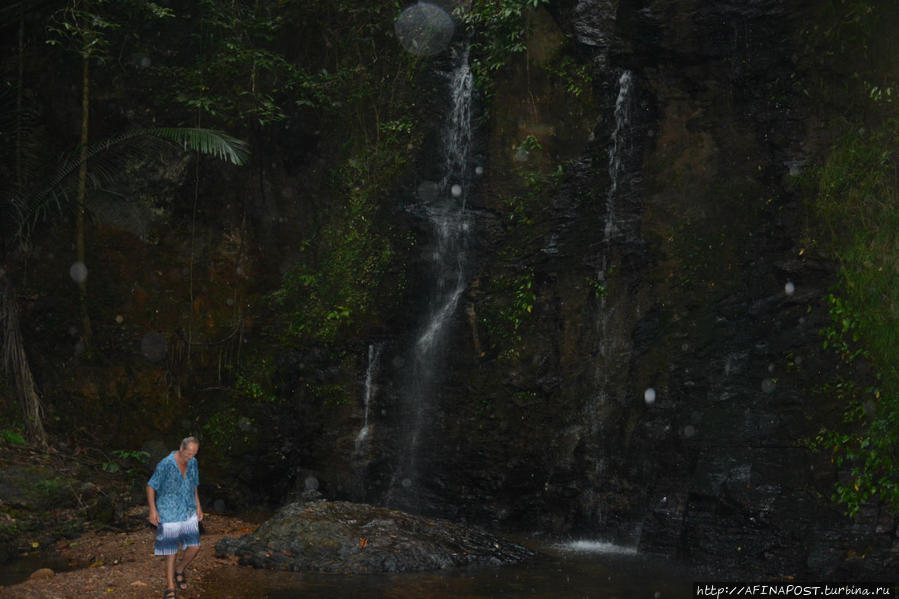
[0,550,71,587]
[198,540,694,599]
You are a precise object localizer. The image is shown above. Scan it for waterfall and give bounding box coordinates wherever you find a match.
[355,343,382,453]
[594,69,636,391]
[604,69,633,240]
[388,44,475,509]
[582,69,641,546]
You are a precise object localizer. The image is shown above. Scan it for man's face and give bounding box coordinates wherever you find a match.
[180,442,199,461]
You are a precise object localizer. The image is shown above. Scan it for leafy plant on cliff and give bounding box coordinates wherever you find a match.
[543,55,592,98]
[799,0,899,122]
[262,4,426,346]
[456,0,550,92]
[807,120,899,517]
[481,268,536,361]
[271,140,407,343]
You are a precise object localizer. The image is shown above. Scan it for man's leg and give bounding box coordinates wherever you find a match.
[175,544,200,581]
[165,553,177,591]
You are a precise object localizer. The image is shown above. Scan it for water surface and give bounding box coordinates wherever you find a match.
[199,540,693,598]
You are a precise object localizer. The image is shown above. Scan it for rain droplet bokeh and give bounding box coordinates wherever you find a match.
[394,3,455,57]
[69,262,88,284]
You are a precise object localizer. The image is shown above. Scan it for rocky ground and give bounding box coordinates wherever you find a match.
[0,511,258,599]
[216,500,535,574]
[0,442,264,598]
[0,443,537,598]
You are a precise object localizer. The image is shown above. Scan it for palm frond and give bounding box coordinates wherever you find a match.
[10,127,249,245]
[87,127,250,166]
[142,128,250,166]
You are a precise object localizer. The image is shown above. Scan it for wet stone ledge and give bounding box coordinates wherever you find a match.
[215,500,534,574]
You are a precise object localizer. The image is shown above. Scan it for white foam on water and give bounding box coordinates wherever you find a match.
[556,540,638,555]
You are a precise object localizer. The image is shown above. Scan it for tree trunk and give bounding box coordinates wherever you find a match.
[15,2,24,192]
[0,277,48,448]
[76,51,92,349]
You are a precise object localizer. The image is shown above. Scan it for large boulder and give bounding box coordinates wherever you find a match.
[215,500,534,574]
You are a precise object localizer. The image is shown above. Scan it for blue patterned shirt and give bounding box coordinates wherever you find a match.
[147,452,199,523]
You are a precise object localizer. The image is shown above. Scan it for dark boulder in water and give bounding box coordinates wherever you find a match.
[215,500,534,574]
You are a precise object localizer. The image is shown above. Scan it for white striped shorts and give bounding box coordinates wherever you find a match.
[154,514,200,555]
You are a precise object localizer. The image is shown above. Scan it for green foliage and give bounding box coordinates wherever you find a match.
[585,276,607,298]
[46,0,121,60]
[102,449,149,474]
[1,427,27,446]
[482,268,536,361]
[813,120,899,365]
[46,0,175,61]
[799,1,899,121]
[233,355,281,405]
[517,134,543,153]
[503,137,566,226]
[160,0,420,131]
[202,405,256,454]
[13,127,248,246]
[170,0,296,127]
[543,55,593,98]
[456,0,551,92]
[271,116,416,344]
[807,119,899,518]
[820,293,867,364]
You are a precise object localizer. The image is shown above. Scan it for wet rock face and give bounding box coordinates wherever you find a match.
[340,0,896,579]
[215,501,534,574]
[222,0,899,581]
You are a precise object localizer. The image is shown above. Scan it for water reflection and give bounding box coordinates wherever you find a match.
[199,541,692,598]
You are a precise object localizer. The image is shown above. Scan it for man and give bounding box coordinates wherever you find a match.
[147,436,203,598]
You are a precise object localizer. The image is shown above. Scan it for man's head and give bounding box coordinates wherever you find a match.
[179,436,199,460]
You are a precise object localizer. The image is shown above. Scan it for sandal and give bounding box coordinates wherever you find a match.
[164,589,176,599]
[175,570,187,590]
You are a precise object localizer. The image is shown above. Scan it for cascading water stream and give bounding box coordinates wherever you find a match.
[387,44,475,508]
[604,70,633,241]
[355,343,382,453]
[582,69,639,545]
[593,69,635,409]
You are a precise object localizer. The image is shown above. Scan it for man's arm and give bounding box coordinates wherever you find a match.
[146,485,160,526]
[195,487,203,521]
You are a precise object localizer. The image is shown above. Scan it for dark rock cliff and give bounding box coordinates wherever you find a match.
[330,0,897,579]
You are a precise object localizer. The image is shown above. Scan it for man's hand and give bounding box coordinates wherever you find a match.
[147,485,160,526]
[195,488,203,522]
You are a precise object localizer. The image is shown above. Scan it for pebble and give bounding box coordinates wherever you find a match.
[29,568,55,580]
